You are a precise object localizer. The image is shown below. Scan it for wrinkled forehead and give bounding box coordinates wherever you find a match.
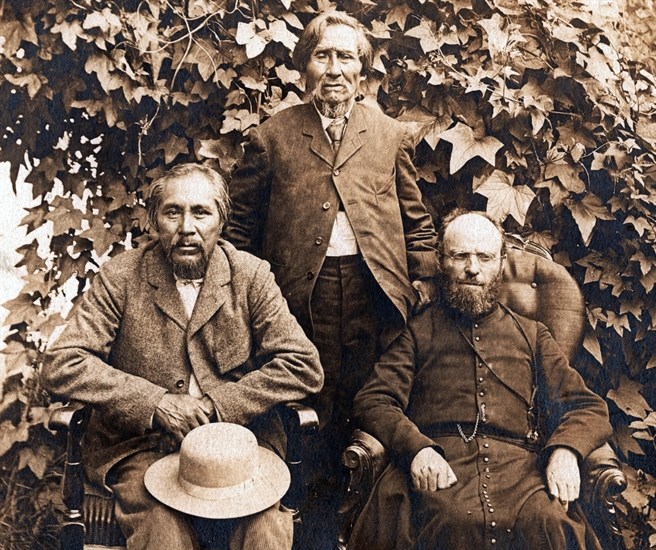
[314,24,361,55]
[159,174,217,207]
[443,214,503,254]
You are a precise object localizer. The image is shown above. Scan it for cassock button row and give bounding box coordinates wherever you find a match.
[491,539,497,544]
[491,521,497,528]
[479,377,484,382]
[475,336,480,341]
[479,391,485,397]
[489,508,495,513]
[175,380,184,388]
[484,457,489,462]
[322,202,331,210]
[484,443,489,448]
[474,323,479,328]
[483,483,488,488]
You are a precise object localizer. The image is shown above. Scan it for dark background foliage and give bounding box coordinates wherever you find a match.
[0,0,655,547]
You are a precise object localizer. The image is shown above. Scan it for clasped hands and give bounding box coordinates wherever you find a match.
[410,446,580,508]
[153,393,216,443]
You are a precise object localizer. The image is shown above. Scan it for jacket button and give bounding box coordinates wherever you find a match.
[322,201,331,210]
[315,237,323,245]
[333,169,340,176]
[307,271,314,280]
[531,282,538,288]
[175,379,184,388]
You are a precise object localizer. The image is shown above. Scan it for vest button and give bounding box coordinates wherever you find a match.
[175,379,184,388]
[322,202,331,210]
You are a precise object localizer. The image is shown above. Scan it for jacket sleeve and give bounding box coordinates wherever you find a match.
[223,128,272,255]
[41,266,168,435]
[538,323,612,461]
[206,261,323,425]
[353,324,438,463]
[395,128,439,281]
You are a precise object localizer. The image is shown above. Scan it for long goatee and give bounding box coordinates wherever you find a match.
[312,93,351,118]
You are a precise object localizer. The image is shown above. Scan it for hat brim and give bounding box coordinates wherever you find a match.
[144,447,290,519]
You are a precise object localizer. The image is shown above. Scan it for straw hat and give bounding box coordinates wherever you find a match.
[144,423,290,519]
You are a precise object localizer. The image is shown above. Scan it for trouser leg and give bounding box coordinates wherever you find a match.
[303,256,396,549]
[108,450,199,550]
[229,503,293,550]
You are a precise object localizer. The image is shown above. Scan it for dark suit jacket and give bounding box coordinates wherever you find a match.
[224,101,438,343]
[43,240,323,487]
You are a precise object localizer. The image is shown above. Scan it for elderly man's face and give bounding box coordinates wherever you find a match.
[440,214,505,318]
[305,24,364,110]
[156,174,222,279]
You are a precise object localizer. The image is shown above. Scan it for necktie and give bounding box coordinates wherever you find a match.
[326,118,347,152]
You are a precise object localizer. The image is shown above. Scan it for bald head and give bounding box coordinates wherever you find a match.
[442,213,505,259]
[438,210,506,318]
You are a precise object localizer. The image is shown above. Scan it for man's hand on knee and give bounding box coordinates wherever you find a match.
[546,447,580,509]
[410,447,457,491]
[153,393,214,442]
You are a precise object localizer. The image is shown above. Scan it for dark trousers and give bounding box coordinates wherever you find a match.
[300,255,397,549]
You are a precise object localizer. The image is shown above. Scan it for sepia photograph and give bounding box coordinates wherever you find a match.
[0,0,654,548]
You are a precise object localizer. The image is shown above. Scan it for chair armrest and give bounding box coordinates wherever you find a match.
[337,430,389,549]
[279,402,319,514]
[48,401,92,550]
[581,443,627,545]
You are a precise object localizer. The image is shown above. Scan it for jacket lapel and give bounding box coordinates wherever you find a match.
[187,245,230,337]
[334,103,365,169]
[146,245,188,331]
[303,106,334,167]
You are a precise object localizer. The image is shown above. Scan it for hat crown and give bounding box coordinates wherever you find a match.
[178,423,258,495]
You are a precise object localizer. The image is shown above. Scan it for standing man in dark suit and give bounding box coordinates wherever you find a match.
[43,163,323,549]
[224,12,439,493]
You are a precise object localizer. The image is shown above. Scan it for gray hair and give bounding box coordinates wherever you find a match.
[146,163,231,231]
[292,11,373,75]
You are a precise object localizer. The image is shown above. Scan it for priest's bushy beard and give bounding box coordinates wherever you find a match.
[166,245,209,280]
[440,264,504,319]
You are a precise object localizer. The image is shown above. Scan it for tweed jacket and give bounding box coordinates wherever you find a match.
[224,101,439,342]
[42,239,323,487]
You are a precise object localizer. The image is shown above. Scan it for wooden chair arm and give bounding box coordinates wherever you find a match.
[581,442,627,546]
[48,401,91,550]
[337,430,389,549]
